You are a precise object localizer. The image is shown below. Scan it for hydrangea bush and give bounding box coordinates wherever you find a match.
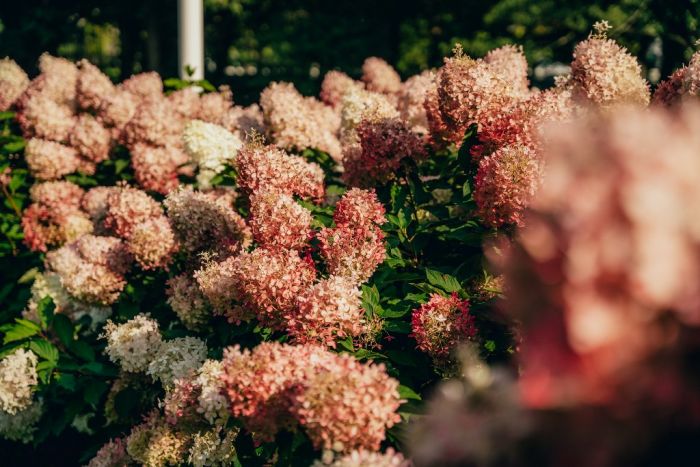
[0,23,698,466]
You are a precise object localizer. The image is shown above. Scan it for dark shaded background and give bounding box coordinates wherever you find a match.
[1,0,699,104]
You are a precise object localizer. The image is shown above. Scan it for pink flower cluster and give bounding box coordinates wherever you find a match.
[473,144,544,227]
[320,71,364,109]
[260,82,342,161]
[22,181,178,277]
[411,293,476,358]
[235,143,325,201]
[286,275,364,347]
[14,56,109,178]
[396,70,435,135]
[362,57,402,95]
[249,190,313,250]
[344,117,426,187]
[419,30,650,228]
[164,186,250,259]
[101,185,177,269]
[316,221,385,284]
[196,248,316,327]
[162,137,384,344]
[471,87,573,161]
[569,34,650,109]
[166,273,209,331]
[653,50,700,107]
[86,437,130,467]
[0,58,29,111]
[45,234,132,305]
[416,102,700,467]
[187,183,385,345]
[318,188,387,285]
[315,58,438,188]
[436,45,527,146]
[117,96,186,193]
[10,55,265,194]
[484,45,530,97]
[317,449,409,467]
[21,181,92,252]
[220,342,402,452]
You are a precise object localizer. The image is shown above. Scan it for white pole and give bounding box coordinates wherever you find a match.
[178,0,204,80]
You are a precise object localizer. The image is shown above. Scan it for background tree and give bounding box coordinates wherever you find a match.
[1,0,699,102]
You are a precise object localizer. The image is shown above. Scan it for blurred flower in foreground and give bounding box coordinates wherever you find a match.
[412,103,700,466]
[410,346,530,466]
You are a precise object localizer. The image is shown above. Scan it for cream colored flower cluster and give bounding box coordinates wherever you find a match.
[147,336,208,387]
[102,314,207,386]
[91,356,235,466]
[102,314,163,372]
[183,120,243,188]
[0,349,39,415]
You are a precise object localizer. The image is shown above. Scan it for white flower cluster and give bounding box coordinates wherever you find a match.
[147,336,208,386]
[195,359,229,426]
[0,399,43,443]
[183,120,243,188]
[0,349,39,415]
[24,272,112,329]
[187,427,237,467]
[102,314,163,372]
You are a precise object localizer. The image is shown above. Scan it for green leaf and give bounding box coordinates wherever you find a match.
[81,361,118,377]
[57,373,77,391]
[337,337,354,352]
[3,140,25,153]
[411,282,444,295]
[352,349,387,361]
[0,111,15,120]
[383,320,412,334]
[114,158,129,174]
[36,296,55,329]
[84,380,109,408]
[36,360,57,384]
[163,77,189,90]
[70,340,96,362]
[385,350,419,367]
[17,267,39,284]
[53,314,74,347]
[398,384,422,400]
[0,342,23,359]
[462,181,471,197]
[29,339,59,363]
[379,307,409,318]
[15,318,41,332]
[361,285,382,316]
[390,184,408,212]
[2,319,41,344]
[484,340,496,352]
[195,79,217,92]
[425,268,462,293]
